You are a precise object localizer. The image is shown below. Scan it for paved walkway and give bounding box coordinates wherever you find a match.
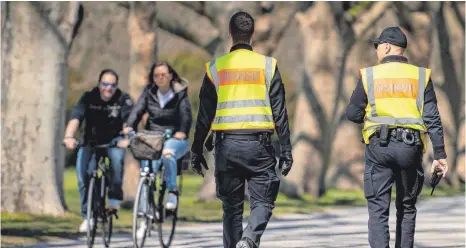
[36,196,464,248]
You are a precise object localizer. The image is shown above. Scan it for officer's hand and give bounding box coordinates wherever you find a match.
[431,159,448,178]
[279,151,293,176]
[191,153,209,177]
[63,137,77,150]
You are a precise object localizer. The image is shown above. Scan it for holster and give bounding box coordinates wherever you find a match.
[414,131,422,146]
[377,124,389,147]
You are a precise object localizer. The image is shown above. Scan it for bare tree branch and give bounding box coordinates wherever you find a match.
[451,2,465,32]
[432,2,462,128]
[157,2,220,54]
[301,70,328,135]
[330,49,350,129]
[117,2,129,9]
[394,2,414,33]
[354,1,393,40]
[292,133,323,153]
[179,1,205,15]
[265,6,301,55]
[328,2,355,50]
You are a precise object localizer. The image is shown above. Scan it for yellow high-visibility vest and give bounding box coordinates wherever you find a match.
[361,62,431,151]
[206,49,276,131]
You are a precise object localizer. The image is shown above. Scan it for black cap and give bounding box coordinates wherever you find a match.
[371,26,407,49]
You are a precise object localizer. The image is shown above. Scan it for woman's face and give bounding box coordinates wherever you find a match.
[153,65,172,89]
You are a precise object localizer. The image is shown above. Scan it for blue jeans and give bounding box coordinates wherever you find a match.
[76,137,125,219]
[141,138,189,192]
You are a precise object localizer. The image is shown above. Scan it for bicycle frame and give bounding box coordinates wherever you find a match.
[140,160,168,221]
[80,142,119,248]
[131,130,187,248]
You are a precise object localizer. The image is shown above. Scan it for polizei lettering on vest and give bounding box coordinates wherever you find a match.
[374,79,417,98]
[375,82,414,93]
[219,70,261,84]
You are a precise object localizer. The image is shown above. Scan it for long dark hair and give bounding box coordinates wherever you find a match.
[148,61,181,86]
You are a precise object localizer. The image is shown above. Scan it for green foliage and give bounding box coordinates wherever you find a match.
[347,2,372,17]
[160,52,208,83]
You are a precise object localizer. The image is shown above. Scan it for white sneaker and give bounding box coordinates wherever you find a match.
[79,219,94,233]
[136,222,147,239]
[236,240,252,248]
[107,199,121,210]
[165,193,178,210]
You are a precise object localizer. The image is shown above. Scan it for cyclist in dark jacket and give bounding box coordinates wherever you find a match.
[63,69,133,232]
[124,61,192,215]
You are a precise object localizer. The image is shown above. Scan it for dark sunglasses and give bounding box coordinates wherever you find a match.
[101,82,117,88]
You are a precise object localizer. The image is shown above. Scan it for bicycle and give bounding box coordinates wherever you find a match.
[129,130,189,248]
[80,141,120,248]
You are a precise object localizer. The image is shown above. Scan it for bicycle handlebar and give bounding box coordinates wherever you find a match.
[62,140,118,150]
[82,143,117,149]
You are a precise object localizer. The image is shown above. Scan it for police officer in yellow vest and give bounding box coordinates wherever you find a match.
[191,11,293,248]
[346,27,448,248]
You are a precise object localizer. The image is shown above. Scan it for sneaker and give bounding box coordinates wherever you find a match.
[236,240,250,248]
[236,238,254,248]
[79,219,94,233]
[107,199,121,210]
[165,192,178,210]
[136,222,147,239]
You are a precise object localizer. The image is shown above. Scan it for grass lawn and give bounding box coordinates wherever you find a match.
[2,168,463,246]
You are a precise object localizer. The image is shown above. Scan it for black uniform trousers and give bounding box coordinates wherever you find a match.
[214,135,280,248]
[364,135,425,248]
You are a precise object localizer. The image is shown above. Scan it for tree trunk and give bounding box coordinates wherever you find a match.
[123,1,157,207]
[196,150,217,201]
[281,3,342,198]
[429,2,465,188]
[283,2,390,198]
[1,2,80,215]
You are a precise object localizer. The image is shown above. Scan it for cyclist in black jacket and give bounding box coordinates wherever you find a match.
[63,69,133,233]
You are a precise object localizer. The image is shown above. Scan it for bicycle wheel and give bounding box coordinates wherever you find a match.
[100,175,112,247]
[86,177,98,248]
[132,176,153,248]
[157,176,177,248]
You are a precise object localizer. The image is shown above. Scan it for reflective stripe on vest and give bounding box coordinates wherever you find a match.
[365,66,427,125]
[365,116,424,125]
[208,53,275,130]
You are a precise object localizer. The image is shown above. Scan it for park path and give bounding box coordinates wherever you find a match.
[35,196,464,248]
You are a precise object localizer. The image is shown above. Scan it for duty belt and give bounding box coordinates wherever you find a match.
[374,126,422,146]
[220,132,271,145]
[206,132,272,151]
